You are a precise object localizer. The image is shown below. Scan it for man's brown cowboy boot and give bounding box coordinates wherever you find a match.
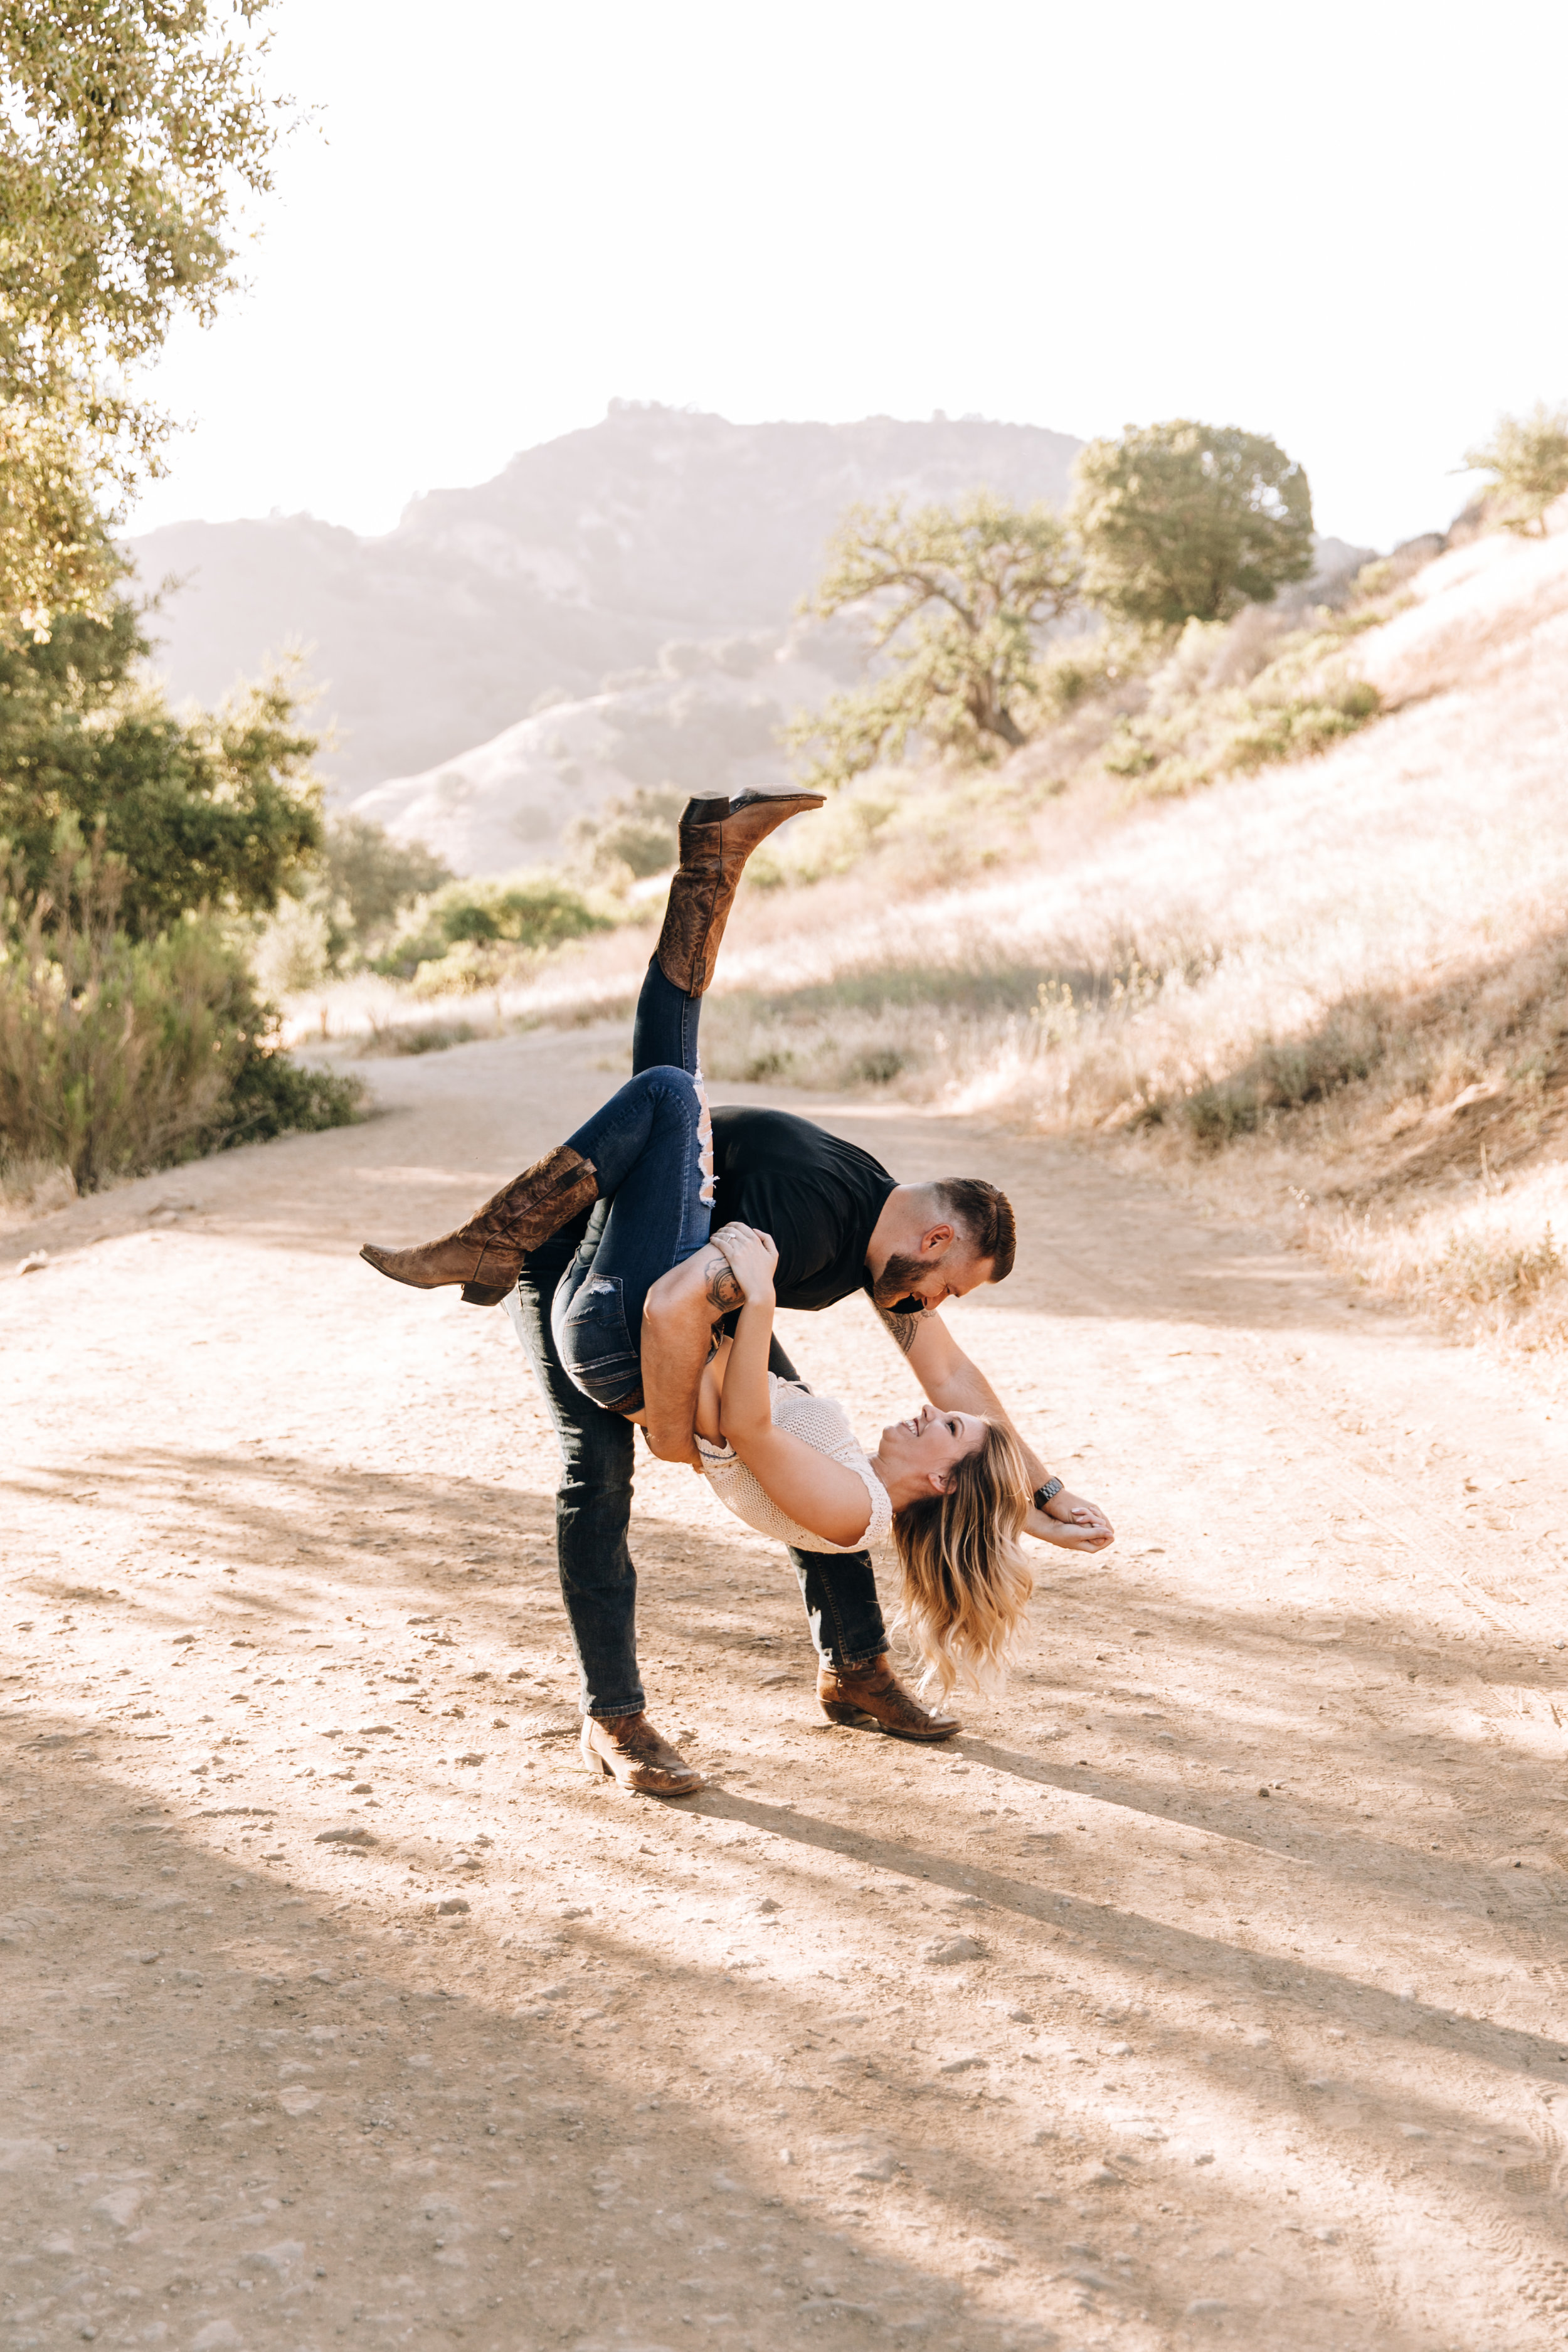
[359,1142,598,1306]
[657,788,824,997]
[581,1712,705,1796]
[817,1655,960,1742]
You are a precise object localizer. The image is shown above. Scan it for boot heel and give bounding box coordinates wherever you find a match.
[818,1698,864,1726]
[461,1278,513,1306]
[580,1719,613,1778]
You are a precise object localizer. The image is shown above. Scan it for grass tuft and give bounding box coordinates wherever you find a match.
[358,1017,482,1057]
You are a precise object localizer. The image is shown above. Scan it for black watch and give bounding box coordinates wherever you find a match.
[1034,1478,1063,1510]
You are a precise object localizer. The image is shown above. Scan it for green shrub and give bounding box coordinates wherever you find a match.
[1463,403,1568,537]
[1,907,229,1189]
[0,845,362,1191]
[1218,680,1380,775]
[567,786,685,881]
[1179,1022,1380,1146]
[1434,1224,1563,1305]
[1104,627,1382,799]
[359,1017,480,1057]
[1034,638,1136,718]
[212,1038,365,1152]
[847,1045,908,1086]
[374,872,613,983]
[1101,729,1159,778]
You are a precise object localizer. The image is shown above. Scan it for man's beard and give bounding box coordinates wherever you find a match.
[872,1249,935,1313]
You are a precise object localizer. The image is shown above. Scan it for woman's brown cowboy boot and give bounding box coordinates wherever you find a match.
[817,1655,960,1741]
[359,1142,598,1306]
[657,788,824,997]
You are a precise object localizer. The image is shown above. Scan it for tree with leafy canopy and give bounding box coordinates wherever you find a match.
[320,815,452,958]
[0,4,325,948]
[787,492,1082,790]
[0,0,291,630]
[0,603,323,937]
[1463,402,1568,538]
[1069,420,1314,632]
[0,9,359,1188]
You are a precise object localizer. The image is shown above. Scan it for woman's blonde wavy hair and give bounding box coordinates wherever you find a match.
[891,1420,1033,1699]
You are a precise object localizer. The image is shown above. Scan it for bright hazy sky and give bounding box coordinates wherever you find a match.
[129,0,1568,553]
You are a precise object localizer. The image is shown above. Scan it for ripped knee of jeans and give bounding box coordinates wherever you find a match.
[694,1063,714,1207]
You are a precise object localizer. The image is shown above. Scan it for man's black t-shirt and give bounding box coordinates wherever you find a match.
[709,1105,895,1313]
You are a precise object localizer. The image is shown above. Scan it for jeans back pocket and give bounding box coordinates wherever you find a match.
[554,1271,641,1407]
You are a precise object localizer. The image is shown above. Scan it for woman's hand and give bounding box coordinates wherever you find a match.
[711,1222,778,1306]
[1029,1490,1115,1552]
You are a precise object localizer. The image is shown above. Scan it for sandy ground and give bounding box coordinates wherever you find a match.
[3,1024,1568,2352]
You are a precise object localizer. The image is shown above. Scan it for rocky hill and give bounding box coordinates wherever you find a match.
[129,405,1083,802]
[345,621,856,876]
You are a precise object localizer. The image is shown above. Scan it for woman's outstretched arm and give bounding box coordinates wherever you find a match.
[874,1299,1114,1552]
[716,1227,876,1551]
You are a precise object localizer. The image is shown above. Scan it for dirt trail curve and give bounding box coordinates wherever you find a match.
[3,1022,1567,2352]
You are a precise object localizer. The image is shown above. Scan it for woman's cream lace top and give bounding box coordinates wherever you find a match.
[696,1374,894,1555]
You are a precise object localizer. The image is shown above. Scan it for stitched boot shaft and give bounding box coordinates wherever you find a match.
[359,1143,599,1306]
[655,789,825,997]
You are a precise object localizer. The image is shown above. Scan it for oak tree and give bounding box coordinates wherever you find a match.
[788,492,1081,789]
[1069,420,1314,631]
[0,1,290,627]
[1463,403,1568,537]
[0,607,323,938]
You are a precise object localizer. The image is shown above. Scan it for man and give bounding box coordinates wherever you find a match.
[507,1101,1113,1795]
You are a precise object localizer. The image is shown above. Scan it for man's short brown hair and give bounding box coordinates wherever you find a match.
[931,1178,1016,1283]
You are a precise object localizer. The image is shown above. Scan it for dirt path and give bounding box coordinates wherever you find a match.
[4,1025,1567,2352]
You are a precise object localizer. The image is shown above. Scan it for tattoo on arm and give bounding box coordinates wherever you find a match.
[875,1301,923,1357]
[702,1249,744,1312]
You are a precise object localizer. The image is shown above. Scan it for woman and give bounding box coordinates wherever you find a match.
[686,1224,1031,1707]
[361,785,1033,1737]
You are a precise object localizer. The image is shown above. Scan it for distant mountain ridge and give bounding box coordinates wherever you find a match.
[346,623,851,877]
[128,404,1084,798]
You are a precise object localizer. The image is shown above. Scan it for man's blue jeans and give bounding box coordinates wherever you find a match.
[505,956,889,1719]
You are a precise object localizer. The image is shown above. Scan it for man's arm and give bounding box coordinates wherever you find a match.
[641,1243,744,1466]
[874,1301,1114,1552]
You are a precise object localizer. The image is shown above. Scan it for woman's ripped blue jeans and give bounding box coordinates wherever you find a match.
[550,1061,712,1411]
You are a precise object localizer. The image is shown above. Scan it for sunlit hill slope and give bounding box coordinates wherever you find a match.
[504,509,1568,1352]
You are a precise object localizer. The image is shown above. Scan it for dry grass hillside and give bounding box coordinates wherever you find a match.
[292,507,1568,1356]
[435,515,1560,1364]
